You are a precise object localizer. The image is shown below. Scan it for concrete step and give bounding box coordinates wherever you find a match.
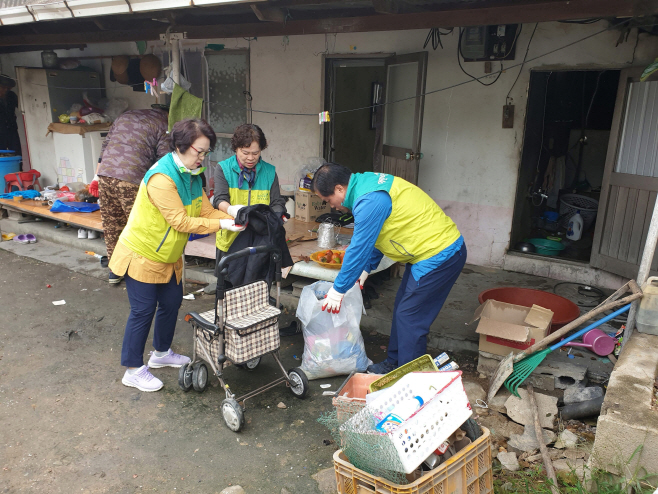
[0,217,107,255]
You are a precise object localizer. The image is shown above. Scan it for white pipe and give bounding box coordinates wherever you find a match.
[622,195,658,350]
[171,37,180,85]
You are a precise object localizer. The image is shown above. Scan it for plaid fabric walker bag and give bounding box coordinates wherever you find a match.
[196,280,280,364]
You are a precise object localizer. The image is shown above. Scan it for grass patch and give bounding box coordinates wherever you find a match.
[494,463,656,493]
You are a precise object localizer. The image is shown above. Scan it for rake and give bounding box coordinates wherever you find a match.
[504,303,632,397]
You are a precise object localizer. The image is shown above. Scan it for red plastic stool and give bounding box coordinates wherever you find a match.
[4,170,42,193]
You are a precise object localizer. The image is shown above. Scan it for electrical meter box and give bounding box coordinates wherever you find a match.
[461,24,519,61]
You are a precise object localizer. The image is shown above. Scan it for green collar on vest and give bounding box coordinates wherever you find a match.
[341,174,358,210]
[173,151,206,176]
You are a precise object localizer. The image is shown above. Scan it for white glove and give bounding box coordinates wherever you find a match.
[220,219,246,232]
[227,204,244,218]
[282,215,288,223]
[357,270,369,289]
[321,287,344,314]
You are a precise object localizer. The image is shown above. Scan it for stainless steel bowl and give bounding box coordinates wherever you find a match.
[516,242,536,253]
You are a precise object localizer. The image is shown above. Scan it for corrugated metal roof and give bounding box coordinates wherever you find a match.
[0,0,60,8]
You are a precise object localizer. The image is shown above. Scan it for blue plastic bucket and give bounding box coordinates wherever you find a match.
[0,152,22,193]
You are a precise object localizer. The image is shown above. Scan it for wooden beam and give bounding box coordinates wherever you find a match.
[372,0,402,15]
[0,44,86,54]
[0,0,656,46]
[250,4,287,22]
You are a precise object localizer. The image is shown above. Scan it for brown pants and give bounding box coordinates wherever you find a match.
[99,176,140,260]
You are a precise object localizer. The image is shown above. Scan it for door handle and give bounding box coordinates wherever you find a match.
[405,152,424,160]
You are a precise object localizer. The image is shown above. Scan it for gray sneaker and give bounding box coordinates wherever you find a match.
[121,366,163,392]
[148,349,191,369]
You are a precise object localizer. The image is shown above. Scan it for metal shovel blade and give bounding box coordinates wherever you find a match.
[487,351,514,403]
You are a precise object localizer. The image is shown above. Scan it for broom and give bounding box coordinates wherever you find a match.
[504,303,631,397]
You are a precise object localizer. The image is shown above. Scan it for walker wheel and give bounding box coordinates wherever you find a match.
[288,367,309,399]
[221,398,244,432]
[192,362,208,393]
[236,357,261,370]
[178,363,193,392]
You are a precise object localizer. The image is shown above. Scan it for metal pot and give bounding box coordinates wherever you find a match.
[515,242,536,253]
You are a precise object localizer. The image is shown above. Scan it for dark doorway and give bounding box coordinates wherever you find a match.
[323,58,386,174]
[510,69,621,262]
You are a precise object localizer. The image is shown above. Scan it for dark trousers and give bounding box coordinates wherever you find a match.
[121,273,183,367]
[387,243,467,367]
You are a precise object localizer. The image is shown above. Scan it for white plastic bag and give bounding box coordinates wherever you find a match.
[296,281,371,380]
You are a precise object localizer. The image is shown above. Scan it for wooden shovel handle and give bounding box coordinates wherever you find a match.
[513,281,643,362]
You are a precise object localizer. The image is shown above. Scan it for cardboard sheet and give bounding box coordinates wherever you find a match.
[472,299,553,356]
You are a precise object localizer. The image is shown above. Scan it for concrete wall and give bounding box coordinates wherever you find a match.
[3,22,657,274]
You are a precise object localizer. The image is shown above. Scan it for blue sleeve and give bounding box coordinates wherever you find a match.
[368,248,384,272]
[333,191,392,294]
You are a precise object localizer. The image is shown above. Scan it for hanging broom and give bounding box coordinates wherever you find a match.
[504,304,631,397]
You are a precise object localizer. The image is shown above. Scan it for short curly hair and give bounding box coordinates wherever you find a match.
[231,123,268,152]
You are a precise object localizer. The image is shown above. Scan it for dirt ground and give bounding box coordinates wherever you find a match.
[0,248,481,494]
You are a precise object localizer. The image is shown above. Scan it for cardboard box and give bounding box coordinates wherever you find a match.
[294,190,330,222]
[471,300,553,356]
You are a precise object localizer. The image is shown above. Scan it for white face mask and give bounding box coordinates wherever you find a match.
[173,151,206,176]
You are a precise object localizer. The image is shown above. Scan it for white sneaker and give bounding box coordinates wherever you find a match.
[78,228,88,239]
[121,366,163,392]
[87,229,99,239]
[148,349,191,369]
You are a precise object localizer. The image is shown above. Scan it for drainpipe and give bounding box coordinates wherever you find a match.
[621,197,658,351]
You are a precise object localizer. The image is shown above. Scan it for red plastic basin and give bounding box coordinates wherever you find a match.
[478,287,580,334]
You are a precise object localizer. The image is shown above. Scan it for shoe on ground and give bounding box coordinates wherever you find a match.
[78,228,87,239]
[109,271,123,285]
[121,366,163,392]
[367,359,397,375]
[148,349,191,369]
[87,229,99,239]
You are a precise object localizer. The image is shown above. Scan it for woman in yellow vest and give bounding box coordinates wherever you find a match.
[311,163,467,374]
[212,123,287,264]
[109,118,244,392]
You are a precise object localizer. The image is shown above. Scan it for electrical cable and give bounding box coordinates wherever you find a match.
[457,28,503,86]
[585,70,605,128]
[21,17,638,117]
[506,23,538,105]
[423,27,453,50]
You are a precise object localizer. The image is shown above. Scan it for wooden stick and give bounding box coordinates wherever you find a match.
[514,289,643,362]
[527,384,560,494]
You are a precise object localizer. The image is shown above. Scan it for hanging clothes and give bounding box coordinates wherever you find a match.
[220,204,293,286]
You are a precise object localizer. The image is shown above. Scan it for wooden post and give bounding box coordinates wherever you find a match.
[527,384,560,494]
[171,37,181,85]
[622,196,658,350]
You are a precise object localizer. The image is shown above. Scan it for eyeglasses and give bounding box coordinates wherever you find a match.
[190,145,213,158]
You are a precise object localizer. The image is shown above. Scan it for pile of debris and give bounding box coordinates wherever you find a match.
[473,381,600,479]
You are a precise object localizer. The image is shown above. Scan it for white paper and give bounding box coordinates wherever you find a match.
[52,300,66,306]
[320,384,331,389]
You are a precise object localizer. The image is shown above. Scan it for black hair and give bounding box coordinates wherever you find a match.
[311,162,353,197]
[170,118,217,154]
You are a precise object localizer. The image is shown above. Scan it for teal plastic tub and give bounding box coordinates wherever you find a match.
[527,238,565,256]
[0,153,22,193]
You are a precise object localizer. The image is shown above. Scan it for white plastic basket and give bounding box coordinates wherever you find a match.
[341,371,472,474]
[559,193,599,231]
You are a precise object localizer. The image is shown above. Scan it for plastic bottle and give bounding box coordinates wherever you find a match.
[566,210,584,241]
[636,277,658,335]
[375,396,424,433]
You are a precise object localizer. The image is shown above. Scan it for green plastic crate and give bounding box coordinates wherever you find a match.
[368,354,439,393]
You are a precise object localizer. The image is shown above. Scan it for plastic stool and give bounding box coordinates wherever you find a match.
[4,170,42,193]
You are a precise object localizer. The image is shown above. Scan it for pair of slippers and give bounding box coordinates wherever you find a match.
[12,234,37,244]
